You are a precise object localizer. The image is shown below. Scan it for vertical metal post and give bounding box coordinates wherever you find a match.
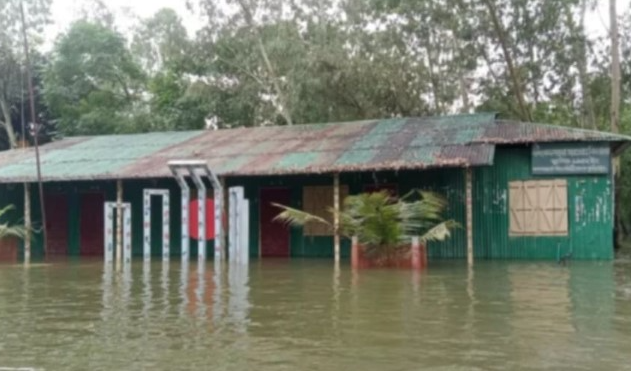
[181,187,190,261]
[466,168,474,266]
[104,203,114,263]
[229,189,237,262]
[143,191,151,261]
[163,193,170,261]
[333,173,340,264]
[123,205,132,264]
[229,187,245,263]
[214,178,224,261]
[191,171,207,261]
[116,180,123,270]
[24,183,30,263]
[171,171,190,262]
[241,199,249,264]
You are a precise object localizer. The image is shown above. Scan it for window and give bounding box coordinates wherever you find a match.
[303,185,349,236]
[508,179,568,236]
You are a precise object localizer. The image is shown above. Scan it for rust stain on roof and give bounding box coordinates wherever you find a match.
[0,114,629,183]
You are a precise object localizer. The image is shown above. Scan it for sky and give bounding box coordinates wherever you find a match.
[45,0,631,48]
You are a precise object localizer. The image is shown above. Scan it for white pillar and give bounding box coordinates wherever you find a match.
[116,180,123,270]
[24,183,31,263]
[104,202,114,263]
[466,168,474,266]
[333,173,340,264]
[191,171,207,261]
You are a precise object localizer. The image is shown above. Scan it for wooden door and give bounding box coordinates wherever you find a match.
[44,193,69,256]
[260,188,291,257]
[80,193,105,256]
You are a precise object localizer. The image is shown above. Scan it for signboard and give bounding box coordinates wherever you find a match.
[532,143,610,175]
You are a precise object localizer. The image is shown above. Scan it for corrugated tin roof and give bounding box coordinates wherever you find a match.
[0,113,628,183]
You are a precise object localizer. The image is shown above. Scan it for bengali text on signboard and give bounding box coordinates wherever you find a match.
[532,143,610,175]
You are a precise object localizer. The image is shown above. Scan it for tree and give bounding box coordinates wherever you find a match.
[44,21,146,135]
[131,8,191,73]
[0,205,28,241]
[274,190,456,263]
[0,0,50,149]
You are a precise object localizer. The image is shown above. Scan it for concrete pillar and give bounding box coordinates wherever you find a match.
[333,173,340,264]
[465,168,474,266]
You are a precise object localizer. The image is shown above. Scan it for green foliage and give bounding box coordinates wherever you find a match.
[274,190,456,261]
[44,21,146,135]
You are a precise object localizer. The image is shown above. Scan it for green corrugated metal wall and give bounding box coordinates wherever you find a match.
[473,146,613,260]
[1,180,215,260]
[0,145,615,261]
[227,169,467,260]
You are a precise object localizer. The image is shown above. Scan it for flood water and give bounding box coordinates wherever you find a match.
[0,258,630,371]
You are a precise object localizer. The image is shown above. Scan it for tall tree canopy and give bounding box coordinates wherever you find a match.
[44,21,145,135]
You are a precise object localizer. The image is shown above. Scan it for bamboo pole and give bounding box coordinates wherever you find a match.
[116,180,123,270]
[24,183,30,263]
[465,168,474,266]
[19,0,47,256]
[333,173,340,264]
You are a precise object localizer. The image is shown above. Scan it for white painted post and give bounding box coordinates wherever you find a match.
[104,202,131,265]
[143,189,171,261]
[240,199,249,265]
[170,167,190,262]
[104,202,114,263]
[191,171,207,261]
[143,191,151,261]
[168,161,224,262]
[229,187,245,263]
[181,187,189,261]
[163,194,170,260]
[333,173,341,264]
[214,182,223,261]
[123,205,132,264]
[116,180,123,270]
[466,168,474,266]
[24,183,31,264]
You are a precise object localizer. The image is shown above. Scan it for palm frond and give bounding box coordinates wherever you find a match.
[0,204,15,219]
[418,220,460,244]
[0,224,28,240]
[272,203,331,227]
[0,204,28,241]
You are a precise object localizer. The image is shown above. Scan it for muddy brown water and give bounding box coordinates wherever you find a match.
[0,258,630,370]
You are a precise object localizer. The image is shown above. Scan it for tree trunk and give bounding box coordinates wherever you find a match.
[424,35,443,114]
[578,0,597,129]
[458,69,471,113]
[0,97,17,149]
[482,0,532,122]
[610,0,623,247]
[236,0,294,126]
[610,0,620,135]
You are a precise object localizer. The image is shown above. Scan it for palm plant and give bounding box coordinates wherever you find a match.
[0,205,28,241]
[274,190,457,262]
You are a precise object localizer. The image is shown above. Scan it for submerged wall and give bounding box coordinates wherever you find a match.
[227,168,467,260]
[474,146,614,260]
[0,145,616,260]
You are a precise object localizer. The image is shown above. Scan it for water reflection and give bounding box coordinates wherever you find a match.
[228,263,250,333]
[161,260,169,318]
[2,260,629,371]
[142,261,152,320]
[178,260,189,318]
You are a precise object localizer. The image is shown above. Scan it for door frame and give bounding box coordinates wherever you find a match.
[44,191,70,256]
[79,191,106,257]
[258,187,291,258]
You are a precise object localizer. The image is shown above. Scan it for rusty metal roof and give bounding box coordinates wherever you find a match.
[0,114,628,183]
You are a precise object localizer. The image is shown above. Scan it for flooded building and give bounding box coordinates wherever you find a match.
[0,113,628,261]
